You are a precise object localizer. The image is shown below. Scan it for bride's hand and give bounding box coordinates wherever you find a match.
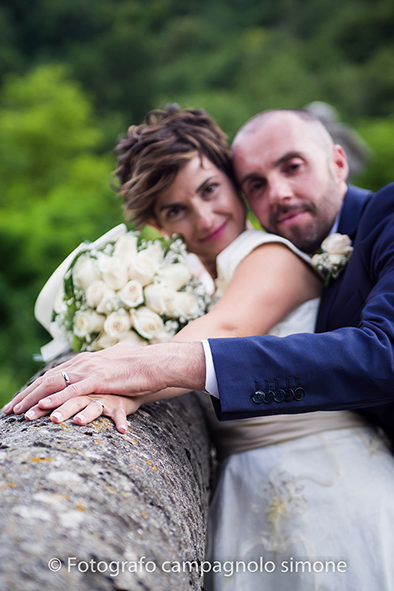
[23,393,144,434]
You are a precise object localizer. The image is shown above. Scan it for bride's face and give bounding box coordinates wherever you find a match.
[152,155,246,267]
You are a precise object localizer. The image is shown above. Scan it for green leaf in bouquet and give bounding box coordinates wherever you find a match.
[63,299,78,331]
[71,334,84,352]
[138,225,163,242]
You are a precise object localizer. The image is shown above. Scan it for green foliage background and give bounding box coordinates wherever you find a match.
[1,0,393,402]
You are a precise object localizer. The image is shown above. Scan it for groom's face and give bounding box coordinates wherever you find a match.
[232,112,348,253]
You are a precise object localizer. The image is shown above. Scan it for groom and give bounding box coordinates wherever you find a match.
[206,109,394,439]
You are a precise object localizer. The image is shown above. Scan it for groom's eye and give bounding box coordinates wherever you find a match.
[246,179,265,196]
[283,159,302,175]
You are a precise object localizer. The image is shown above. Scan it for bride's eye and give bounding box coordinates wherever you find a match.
[202,183,218,197]
[166,204,185,220]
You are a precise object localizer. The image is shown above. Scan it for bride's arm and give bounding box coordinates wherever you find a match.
[173,242,321,341]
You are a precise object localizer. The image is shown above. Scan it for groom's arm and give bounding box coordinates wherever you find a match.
[209,184,394,419]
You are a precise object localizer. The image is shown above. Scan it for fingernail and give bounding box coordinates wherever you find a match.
[14,403,22,413]
[119,425,127,434]
[2,403,11,413]
[51,412,62,423]
[73,415,83,424]
[25,410,36,420]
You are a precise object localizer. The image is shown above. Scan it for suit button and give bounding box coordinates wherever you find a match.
[251,391,265,404]
[263,390,274,404]
[273,388,286,403]
[294,387,305,401]
[284,387,294,402]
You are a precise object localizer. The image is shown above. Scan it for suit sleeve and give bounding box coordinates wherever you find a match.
[209,184,394,420]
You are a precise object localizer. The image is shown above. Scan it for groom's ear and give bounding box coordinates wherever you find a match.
[332,145,349,182]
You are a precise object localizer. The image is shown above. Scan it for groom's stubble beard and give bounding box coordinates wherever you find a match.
[268,202,333,254]
[266,172,343,255]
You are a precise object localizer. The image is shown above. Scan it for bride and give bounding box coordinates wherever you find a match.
[5,105,394,590]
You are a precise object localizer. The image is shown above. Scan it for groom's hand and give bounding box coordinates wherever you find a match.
[2,342,206,416]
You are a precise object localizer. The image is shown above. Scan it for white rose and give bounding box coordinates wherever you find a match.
[97,254,129,290]
[73,255,101,291]
[119,280,144,308]
[157,263,192,290]
[103,309,132,339]
[73,310,105,338]
[118,330,148,347]
[144,283,176,315]
[86,280,116,309]
[311,253,323,267]
[167,291,199,319]
[132,307,164,340]
[113,234,138,260]
[96,290,118,314]
[127,249,159,285]
[321,233,352,256]
[93,332,119,350]
[328,253,346,266]
[150,327,175,344]
[144,242,164,264]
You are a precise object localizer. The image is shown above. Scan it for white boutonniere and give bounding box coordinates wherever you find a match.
[312,233,353,286]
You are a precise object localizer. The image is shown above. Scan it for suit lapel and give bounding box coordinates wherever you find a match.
[337,184,373,238]
[315,185,373,332]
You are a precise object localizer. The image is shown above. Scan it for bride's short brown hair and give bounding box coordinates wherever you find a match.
[114,104,235,228]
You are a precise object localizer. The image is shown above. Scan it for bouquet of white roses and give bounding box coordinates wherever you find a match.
[46,226,211,354]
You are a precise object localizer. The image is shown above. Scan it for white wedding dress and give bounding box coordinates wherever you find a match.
[205,230,394,591]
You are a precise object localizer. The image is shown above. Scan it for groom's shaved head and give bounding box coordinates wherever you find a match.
[231,109,349,253]
[232,109,334,153]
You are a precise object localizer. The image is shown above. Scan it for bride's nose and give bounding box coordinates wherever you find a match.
[194,203,216,231]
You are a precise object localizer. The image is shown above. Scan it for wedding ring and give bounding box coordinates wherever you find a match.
[61,371,71,386]
[92,399,105,413]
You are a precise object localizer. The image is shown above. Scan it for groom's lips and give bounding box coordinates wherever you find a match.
[200,222,227,242]
[277,209,309,227]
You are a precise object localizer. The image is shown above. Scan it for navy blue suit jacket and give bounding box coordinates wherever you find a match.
[209,183,394,442]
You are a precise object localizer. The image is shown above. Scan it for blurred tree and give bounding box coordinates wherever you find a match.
[0,64,123,399]
[353,117,394,192]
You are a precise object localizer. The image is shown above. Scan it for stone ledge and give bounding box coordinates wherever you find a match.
[0,363,212,590]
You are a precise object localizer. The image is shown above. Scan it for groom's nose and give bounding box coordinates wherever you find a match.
[267,174,292,205]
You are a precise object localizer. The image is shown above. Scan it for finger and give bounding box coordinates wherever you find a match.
[37,377,98,410]
[12,367,77,414]
[5,350,89,413]
[109,406,129,434]
[72,400,104,426]
[49,397,94,424]
[3,360,76,413]
[24,405,52,421]
[2,375,48,413]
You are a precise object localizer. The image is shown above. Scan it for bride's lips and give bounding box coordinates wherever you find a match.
[200,222,227,242]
